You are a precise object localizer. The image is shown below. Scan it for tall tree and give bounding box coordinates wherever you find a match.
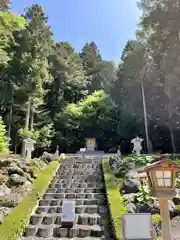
[47,42,87,121]
[9,4,53,155]
[80,42,102,93]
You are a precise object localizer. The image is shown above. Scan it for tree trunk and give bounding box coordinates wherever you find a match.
[21,100,31,157]
[167,102,176,153]
[7,87,14,148]
[30,107,34,130]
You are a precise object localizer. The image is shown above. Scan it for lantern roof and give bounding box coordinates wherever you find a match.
[138,154,180,173]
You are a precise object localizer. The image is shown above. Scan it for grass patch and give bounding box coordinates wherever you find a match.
[0,160,60,240]
[102,158,127,240]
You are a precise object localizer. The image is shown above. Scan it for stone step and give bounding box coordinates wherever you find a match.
[24,224,107,238]
[39,198,106,206]
[22,237,114,240]
[21,158,113,240]
[45,188,105,194]
[50,182,104,189]
[29,213,108,226]
[42,193,106,200]
[35,205,108,215]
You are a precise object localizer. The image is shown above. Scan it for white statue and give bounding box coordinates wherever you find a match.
[24,138,36,161]
[131,136,144,155]
[55,145,59,158]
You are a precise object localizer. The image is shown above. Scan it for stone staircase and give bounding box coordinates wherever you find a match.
[21,157,113,239]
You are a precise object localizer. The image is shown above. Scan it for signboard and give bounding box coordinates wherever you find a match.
[122,213,153,239]
[86,138,96,151]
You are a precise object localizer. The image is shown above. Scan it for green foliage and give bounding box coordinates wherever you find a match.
[0,160,59,240]
[175,205,180,210]
[102,158,127,240]
[176,179,180,188]
[36,123,55,149]
[80,42,102,93]
[0,11,26,65]
[18,128,39,140]
[136,185,153,204]
[55,90,119,151]
[124,155,155,166]
[0,117,8,153]
[152,214,161,225]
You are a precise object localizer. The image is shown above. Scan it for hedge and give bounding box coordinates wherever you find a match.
[0,160,60,240]
[102,158,127,240]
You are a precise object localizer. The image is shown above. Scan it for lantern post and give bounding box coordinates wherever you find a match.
[138,154,180,240]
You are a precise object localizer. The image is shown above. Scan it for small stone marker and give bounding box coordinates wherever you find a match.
[61,200,75,228]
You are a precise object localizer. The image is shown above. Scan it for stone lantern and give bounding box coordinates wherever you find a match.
[138,154,180,240]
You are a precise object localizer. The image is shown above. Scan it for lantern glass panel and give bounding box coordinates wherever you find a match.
[156,170,172,188]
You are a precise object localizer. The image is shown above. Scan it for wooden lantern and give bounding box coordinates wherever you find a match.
[138,154,180,198]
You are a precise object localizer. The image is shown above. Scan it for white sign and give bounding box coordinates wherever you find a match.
[122,213,153,239]
[62,200,75,225]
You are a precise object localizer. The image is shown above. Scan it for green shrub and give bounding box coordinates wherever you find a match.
[175,205,180,210]
[176,179,180,188]
[0,160,59,240]
[102,158,127,240]
[0,117,8,153]
[136,185,153,204]
[152,214,161,225]
[124,155,155,166]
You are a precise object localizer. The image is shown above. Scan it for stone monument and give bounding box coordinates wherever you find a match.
[131,136,144,155]
[55,145,59,158]
[86,138,96,151]
[24,138,36,161]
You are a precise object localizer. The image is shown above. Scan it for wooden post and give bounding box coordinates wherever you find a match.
[159,198,172,240]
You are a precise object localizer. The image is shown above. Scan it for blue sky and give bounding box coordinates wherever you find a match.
[11,0,140,63]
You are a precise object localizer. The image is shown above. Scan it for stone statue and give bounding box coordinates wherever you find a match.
[24,138,36,161]
[55,145,59,157]
[131,136,144,155]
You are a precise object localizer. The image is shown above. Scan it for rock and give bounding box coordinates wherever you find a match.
[0,185,11,197]
[0,174,8,184]
[40,152,53,163]
[125,170,137,178]
[173,197,180,205]
[0,193,22,207]
[138,199,175,216]
[8,174,26,186]
[121,169,141,194]
[0,159,12,167]
[171,216,180,237]
[0,207,13,224]
[8,165,24,176]
[126,202,136,213]
[123,193,137,203]
[122,178,141,194]
[115,162,136,178]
